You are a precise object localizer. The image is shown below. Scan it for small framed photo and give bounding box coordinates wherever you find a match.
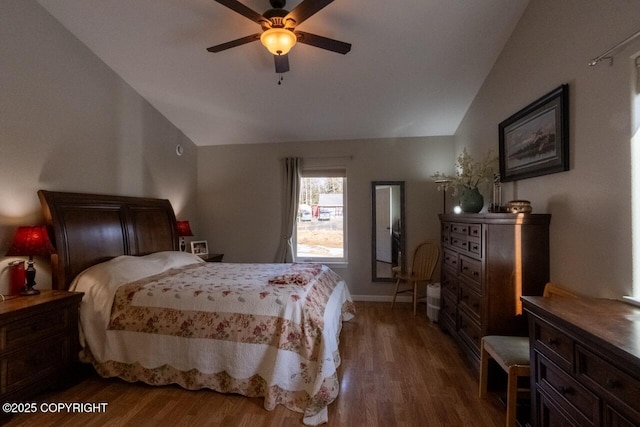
[190,240,208,256]
[499,84,569,182]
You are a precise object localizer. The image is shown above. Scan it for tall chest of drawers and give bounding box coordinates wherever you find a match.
[439,213,551,368]
[522,296,640,426]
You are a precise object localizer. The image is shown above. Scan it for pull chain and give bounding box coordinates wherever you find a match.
[277,74,284,85]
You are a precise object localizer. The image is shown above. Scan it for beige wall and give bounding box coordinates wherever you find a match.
[455,0,640,298]
[0,1,198,293]
[8,0,640,301]
[197,137,454,298]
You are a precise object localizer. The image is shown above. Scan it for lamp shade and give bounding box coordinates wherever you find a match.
[176,221,194,237]
[6,226,55,257]
[260,28,297,55]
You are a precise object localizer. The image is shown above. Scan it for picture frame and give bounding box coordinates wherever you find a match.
[499,84,569,182]
[190,240,208,256]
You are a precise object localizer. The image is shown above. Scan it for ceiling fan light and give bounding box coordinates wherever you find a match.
[260,28,297,55]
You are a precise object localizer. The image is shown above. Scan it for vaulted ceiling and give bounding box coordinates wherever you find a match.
[37,0,529,146]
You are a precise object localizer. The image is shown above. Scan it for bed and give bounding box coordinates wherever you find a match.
[38,190,355,425]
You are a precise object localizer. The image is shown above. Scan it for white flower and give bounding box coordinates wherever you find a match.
[432,148,498,196]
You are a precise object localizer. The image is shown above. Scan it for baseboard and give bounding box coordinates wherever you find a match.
[350,295,412,302]
[622,295,640,308]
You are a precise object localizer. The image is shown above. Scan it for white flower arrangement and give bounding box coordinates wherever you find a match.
[432,148,498,196]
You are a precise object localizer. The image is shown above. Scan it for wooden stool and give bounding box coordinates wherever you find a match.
[479,335,530,427]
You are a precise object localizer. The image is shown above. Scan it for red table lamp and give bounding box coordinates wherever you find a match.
[176,220,193,252]
[6,226,55,296]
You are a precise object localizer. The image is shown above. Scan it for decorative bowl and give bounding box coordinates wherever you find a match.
[507,200,532,214]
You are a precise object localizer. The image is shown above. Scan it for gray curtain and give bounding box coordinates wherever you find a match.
[275,157,302,263]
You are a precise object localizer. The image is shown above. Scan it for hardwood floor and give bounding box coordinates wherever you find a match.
[3,302,506,426]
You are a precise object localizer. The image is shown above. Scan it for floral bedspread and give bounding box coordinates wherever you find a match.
[70,253,354,426]
[109,262,347,362]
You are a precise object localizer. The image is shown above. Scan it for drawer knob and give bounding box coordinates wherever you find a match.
[546,337,558,346]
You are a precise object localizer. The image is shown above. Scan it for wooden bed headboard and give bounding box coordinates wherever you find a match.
[38,190,179,290]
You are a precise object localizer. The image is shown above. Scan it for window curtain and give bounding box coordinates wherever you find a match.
[275,157,302,263]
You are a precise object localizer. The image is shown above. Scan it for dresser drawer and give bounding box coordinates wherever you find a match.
[439,303,456,334]
[459,281,481,323]
[441,222,451,246]
[537,390,583,427]
[458,310,481,356]
[449,235,470,252]
[467,237,481,257]
[442,249,459,271]
[450,222,469,235]
[604,405,638,427]
[441,268,459,297]
[532,317,573,371]
[459,255,482,284]
[576,345,640,421]
[441,291,457,321]
[467,224,481,238]
[537,352,600,426]
[0,308,69,352]
[0,335,69,396]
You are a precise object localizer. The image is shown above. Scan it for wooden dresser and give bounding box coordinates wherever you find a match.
[522,296,640,426]
[0,290,83,402]
[439,213,551,368]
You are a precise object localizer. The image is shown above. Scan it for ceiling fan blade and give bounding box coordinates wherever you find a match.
[206,33,261,52]
[284,0,334,26]
[214,0,267,25]
[274,54,290,73]
[295,31,351,54]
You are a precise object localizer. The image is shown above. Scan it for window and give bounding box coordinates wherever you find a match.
[294,169,347,263]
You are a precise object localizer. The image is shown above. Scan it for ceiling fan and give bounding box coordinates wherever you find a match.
[207,0,351,75]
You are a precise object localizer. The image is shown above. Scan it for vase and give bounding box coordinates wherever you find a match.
[459,187,484,213]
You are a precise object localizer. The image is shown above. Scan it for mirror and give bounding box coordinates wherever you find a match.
[371,181,405,282]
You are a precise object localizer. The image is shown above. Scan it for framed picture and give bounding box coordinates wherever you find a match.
[499,84,569,182]
[190,240,208,256]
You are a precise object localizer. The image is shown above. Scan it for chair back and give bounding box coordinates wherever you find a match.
[410,240,440,280]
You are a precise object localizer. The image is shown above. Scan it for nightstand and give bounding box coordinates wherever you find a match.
[0,290,83,402]
[201,253,224,262]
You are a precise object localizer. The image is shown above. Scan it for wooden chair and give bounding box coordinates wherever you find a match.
[479,283,578,427]
[391,240,440,316]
